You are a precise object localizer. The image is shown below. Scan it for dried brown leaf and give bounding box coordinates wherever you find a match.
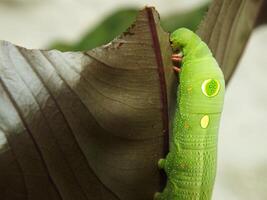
[0,7,174,200]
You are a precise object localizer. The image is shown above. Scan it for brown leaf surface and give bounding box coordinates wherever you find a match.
[255,0,267,26]
[0,7,175,200]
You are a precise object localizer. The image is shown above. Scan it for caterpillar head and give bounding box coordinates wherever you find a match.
[170,28,196,51]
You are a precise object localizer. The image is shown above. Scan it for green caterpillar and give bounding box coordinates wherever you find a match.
[154,28,225,200]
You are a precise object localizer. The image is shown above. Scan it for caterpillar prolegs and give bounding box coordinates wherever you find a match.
[154,28,225,200]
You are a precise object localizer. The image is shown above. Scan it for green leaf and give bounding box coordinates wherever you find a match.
[50,9,138,52]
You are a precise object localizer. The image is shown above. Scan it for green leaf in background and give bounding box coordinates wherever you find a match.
[50,9,138,51]
[49,4,209,52]
[161,3,209,32]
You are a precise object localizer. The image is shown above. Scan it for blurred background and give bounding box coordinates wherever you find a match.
[0,0,266,199]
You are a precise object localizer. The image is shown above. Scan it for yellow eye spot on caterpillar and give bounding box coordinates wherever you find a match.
[201,79,220,97]
[200,115,209,129]
[187,87,192,92]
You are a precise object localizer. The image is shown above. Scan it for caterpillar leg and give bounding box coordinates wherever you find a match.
[173,66,181,73]
[171,53,182,62]
[158,158,166,169]
[171,54,182,73]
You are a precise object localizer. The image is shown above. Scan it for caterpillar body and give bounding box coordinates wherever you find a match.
[154,28,225,200]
